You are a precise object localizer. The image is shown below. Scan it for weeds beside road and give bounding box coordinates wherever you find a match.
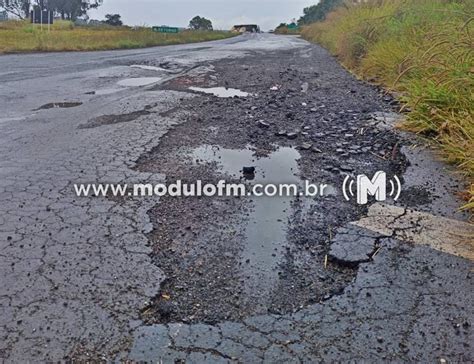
[302,0,474,209]
[0,20,237,53]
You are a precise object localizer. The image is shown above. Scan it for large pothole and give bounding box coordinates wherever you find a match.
[135,51,408,324]
[136,128,358,324]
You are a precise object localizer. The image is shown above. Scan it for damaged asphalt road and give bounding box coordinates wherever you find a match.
[0,34,472,362]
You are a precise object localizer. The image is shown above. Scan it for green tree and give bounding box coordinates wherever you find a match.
[298,0,344,25]
[189,15,213,31]
[48,0,102,20]
[104,13,122,26]
[0,0,30,19]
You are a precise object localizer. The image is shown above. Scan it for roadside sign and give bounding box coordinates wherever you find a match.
[30,8,53,25]
[152,26,179,34]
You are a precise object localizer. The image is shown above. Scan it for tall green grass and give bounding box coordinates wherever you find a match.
[0,20,237,53]
[302,0,474,210]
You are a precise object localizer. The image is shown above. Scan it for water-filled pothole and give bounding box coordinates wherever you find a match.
[140,141,352,325]
[139,135,356,326]
[130,64,168,72]
[189,86,250,98]
[191,145,302,306]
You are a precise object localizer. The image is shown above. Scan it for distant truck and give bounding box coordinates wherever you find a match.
[231,24,260,33]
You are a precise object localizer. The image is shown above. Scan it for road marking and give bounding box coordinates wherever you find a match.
[351,203,474,260]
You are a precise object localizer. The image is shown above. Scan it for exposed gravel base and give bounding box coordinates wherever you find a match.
[135,46,410,325]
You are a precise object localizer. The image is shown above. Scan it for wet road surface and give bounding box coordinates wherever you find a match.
[0,34,472,362]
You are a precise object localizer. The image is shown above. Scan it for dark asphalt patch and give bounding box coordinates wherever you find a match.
[35,102,83,110]
[79,108,152,129]
[397,185,433,207]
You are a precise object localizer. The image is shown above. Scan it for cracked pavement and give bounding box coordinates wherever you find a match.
[0,34,472,362]
[127,238,472,362]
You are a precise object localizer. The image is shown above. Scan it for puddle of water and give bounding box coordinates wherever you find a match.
[130,64,168,72]
[117,77,162,87]
[189,87,250,98]
[190,145,301,306]
[93,88,123,96]
[35,102,82,110]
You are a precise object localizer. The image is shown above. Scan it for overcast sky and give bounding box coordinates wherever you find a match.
[88,0,318,31]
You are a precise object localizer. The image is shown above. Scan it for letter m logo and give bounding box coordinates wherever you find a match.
[356,171,387,205]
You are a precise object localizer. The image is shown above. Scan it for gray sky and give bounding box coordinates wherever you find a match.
[88,0,318,31]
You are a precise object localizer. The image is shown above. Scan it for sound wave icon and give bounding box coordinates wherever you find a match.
[342,176,355,202]
[388,176,402,200]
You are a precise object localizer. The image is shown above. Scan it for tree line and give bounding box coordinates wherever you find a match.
[1,1,216,30]
[298,0,344,25]
[0,0,102,21]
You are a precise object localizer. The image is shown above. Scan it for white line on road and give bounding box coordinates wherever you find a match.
[351,203,474,260]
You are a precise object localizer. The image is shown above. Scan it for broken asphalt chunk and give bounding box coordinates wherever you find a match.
[257,120,270,128]
[299,143,313,150]
[329,225,384,265]
[242,166,256,179]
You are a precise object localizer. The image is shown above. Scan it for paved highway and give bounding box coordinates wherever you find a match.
[0,34,472,362]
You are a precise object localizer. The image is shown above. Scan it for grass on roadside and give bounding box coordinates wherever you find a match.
[302,0,474,210]
[0,20,237,53]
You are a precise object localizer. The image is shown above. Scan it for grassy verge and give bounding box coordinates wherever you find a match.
[302,0,474,210]
[0,20,237,53]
